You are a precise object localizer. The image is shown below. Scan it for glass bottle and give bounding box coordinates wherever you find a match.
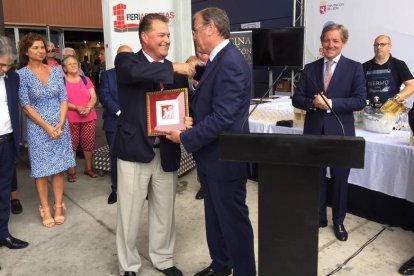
[373,96,382,114]
[364,99,373,114]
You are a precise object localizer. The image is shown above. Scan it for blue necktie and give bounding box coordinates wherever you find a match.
[205,59,211,68]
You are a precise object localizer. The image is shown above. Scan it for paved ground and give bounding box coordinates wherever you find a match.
[1,105,413,275]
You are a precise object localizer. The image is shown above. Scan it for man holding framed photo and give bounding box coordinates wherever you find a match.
[113,13,195,276]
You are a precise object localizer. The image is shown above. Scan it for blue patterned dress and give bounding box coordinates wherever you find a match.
[18,66,75,178]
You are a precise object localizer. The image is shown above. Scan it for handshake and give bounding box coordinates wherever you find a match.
[173,55,205,79]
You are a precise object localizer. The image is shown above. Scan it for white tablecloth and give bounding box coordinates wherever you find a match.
[249,101,414,203]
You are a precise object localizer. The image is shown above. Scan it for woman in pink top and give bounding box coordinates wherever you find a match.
[62,55,98,182]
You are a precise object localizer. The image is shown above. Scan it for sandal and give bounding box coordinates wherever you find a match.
[84,169,98,178]
[54,203,66,225]
[39,206,55,228]
[67,168,77,182]
[67,173,77,182]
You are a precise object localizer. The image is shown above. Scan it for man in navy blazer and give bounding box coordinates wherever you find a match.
[167,7,256,276]
[113,14,195,276]
[0,36,29,250]
[99,45,133,205]
[292,24,366,241]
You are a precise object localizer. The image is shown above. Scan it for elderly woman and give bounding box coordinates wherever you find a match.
[46,41,60,67]
[18,32,75,228]
[62,55,98,181]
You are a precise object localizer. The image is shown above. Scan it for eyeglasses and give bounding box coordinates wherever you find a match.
[192,23,209,36]
[373,43,390,48]
[47,49,56,53]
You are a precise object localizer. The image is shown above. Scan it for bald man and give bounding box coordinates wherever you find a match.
[363,35,414,105]
[117,45,133,53]
[99,45,133,204]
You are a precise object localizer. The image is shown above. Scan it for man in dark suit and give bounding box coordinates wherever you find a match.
[0,36,29,250]
[292,24,366,241]
[99,45,133,205]
[166,7,256,276]
[113,14,195,276]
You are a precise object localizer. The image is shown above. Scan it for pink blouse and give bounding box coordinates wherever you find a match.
[47,59,60,67]
[65,76,97,123]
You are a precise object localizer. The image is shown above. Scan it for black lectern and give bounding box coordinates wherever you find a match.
[220,133,365,276]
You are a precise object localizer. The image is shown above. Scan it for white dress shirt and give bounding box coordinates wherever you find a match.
[0,75,13,135]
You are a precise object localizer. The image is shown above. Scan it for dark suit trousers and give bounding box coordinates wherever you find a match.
[105,131,117,192]
[11,167,17,192]
[0,139,15,239]
[198,171,256,276]
[319,166,350,225]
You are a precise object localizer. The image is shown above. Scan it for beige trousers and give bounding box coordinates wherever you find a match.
[116,150,177,274]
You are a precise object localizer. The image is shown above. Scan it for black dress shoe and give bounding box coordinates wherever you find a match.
[194,264,232,276]
[333,224,348,241]
[0,235,29,249]
[156,266,183,276]
[107,191,117,204]
[123,272,136,276]
[399,256,414,275]
[319,220,328,228]
[11,199,23,214]
[195,188,204,200]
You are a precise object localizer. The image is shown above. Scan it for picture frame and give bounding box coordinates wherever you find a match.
[146,88,189,136]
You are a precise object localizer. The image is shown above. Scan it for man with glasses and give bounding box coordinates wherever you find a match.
[363,35,414,104]
[166,7,256,276]
[0,35,29,250]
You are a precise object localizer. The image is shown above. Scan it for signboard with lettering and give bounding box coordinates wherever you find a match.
[230,31,254,97]
[102,0,193,69]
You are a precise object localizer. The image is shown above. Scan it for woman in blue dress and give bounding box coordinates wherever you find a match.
[18,33,75,228]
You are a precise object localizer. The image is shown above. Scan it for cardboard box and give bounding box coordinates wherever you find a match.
[275,78,291,92]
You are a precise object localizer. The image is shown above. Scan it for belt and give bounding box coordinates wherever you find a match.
[0,133,13,144]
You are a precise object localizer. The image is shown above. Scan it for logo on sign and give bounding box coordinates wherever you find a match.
[320,1,327,14]
[113,3,176,33]
[113,3,139,32]
[319,1,345,14]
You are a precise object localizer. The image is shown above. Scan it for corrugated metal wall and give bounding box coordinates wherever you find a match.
[3,0,103,29]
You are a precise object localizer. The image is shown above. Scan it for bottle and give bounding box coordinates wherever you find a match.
[389,99,407,114]
[364,99,373,114]
[373,96,382,114]
[380,98,395,113]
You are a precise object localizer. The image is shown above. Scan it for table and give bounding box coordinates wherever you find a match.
[249,99,414,229]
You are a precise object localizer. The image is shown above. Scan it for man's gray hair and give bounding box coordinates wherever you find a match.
[193,7,231,39]
[62,47,76,57]
[0,35,17,60]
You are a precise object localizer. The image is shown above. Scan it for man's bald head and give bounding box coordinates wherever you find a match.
[117,45,133,54]
[375,35,391,45]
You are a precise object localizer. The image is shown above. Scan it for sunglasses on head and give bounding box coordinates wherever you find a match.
[47,49,56,53]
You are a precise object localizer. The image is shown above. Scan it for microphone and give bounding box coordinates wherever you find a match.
[297,68,345,136]
[241,65,289,129]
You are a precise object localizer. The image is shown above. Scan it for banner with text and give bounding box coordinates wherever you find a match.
[230,31,253,97]
[102,0,193,69]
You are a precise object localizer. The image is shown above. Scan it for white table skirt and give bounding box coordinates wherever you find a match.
[249,119,414,203]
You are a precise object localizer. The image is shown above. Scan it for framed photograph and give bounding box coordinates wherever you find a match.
[146,88,189,136]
